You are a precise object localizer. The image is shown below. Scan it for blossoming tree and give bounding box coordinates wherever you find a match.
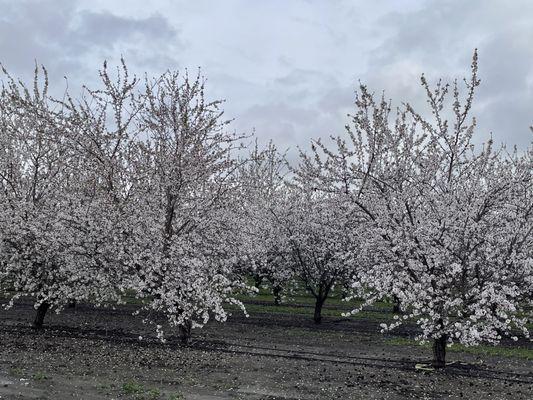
[0,61,142,328]
[127,69,249,343]
[235,141,294,305]
[269,182,358,324]
[297,51,533,366]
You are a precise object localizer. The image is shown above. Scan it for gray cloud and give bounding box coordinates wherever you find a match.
[0,0,530,155]
[0,0,181,94]
[74,12,176,47]
[362,0,533,148]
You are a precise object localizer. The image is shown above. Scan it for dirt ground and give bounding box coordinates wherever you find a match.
[0,301,532,399]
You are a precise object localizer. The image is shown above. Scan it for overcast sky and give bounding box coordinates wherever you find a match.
[0,0,531,157]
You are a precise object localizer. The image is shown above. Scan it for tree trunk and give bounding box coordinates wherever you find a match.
[179,320,192,345]
[32,302,50,329]
[432,335,447,368]
[273,285,282,306]
[254,275,263,290]
[313,298,325,324]
[392,295,401,314]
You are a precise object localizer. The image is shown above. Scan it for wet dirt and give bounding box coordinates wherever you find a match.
[0,301,531,399]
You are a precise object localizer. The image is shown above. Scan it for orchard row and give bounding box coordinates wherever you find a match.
[0,52,531,368]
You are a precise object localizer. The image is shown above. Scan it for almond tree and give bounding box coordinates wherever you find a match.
[238,142,358,317]
[58,59,145,314]
[128,70,249,343]
[270,184,358,323]
[0,65,79,327]
[0,61,141,328]
[0,62,251,339]
[298,51,532,366]
[235,141,293,305]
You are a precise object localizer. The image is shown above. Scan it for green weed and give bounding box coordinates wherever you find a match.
[32,371,48,381]
[386,337,533,360]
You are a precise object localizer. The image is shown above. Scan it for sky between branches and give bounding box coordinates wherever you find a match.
[0,0,531,158]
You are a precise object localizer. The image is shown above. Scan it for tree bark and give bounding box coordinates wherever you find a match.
[313,297,325,324]
[273,285,282,306]
[32,302,50,329]
[392,295,401,314]
[432,334,447,368]
[254,275,263,290]
[179,320,192,345]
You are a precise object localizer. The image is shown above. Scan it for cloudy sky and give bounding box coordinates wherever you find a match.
[0,0,531,156]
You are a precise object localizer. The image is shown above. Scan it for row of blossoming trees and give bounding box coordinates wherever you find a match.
[0,62,250,344]
[0,53,531,367]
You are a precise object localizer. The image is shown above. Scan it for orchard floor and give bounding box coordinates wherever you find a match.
[0,300,532,400]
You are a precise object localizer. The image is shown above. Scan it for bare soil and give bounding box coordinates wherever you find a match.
[0,301,532,399]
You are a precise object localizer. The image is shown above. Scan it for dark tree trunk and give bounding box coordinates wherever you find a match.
[179,320,192,345]
[432,335,447,368]
[32,302,50,329]
[392,295,401,314]
[254,275,263,290]
[313,297,325,324]
[273,285,282,306]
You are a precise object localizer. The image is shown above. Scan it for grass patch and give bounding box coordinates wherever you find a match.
[386,337,533,360]
[8,366,25,377]
[32,371,48,381]
[226,301,392,321]
[122,380,145,395]
[122,380,162,399]
[232,288,396,321]
[280,326,355,340]
[236,293,357,307]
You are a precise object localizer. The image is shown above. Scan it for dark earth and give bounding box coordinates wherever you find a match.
[1,300,532,399]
